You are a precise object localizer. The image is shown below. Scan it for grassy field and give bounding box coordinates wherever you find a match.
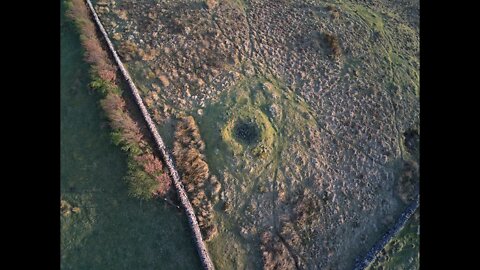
[367,210,420,270]
[60,2,201,269]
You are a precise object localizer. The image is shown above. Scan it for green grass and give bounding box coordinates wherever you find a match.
[336,1,419,99]
[227,0,247,12]
[193,75,319,268]
[340,2,385,33]
[366,210,420,270]
[220,104,276,158]
[196,74,319,195]
[60,2,201,269]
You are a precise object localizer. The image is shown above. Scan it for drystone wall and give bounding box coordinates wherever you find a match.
[353,194,420,270]
[84,0,215,269]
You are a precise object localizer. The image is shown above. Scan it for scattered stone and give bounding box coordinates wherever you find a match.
[159,75,170,87]
[205,0,217,10]
[113,32,122,40]
[269,104,281,119]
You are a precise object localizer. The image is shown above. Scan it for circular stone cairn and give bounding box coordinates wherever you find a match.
[233,120,260,145]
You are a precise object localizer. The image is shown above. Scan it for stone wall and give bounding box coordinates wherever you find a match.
[353,194,419,270]
[84,0,215,269]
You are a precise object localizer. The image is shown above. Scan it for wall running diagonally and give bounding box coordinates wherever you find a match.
[84,0,215,269]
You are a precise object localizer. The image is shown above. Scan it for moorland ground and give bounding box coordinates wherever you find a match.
[65,0,420,269]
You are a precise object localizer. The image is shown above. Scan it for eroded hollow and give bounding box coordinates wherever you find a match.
[403,129,419,154]
[233,120,260,145]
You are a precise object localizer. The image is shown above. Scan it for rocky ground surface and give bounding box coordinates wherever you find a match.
[93,0,419,269]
